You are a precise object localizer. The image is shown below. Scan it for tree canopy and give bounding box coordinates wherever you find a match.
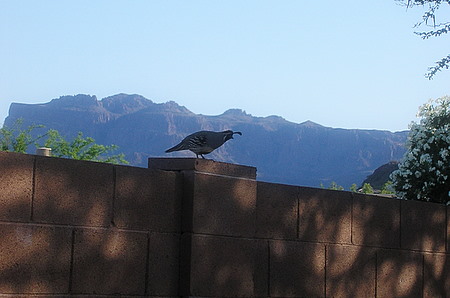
[398,0,450,78]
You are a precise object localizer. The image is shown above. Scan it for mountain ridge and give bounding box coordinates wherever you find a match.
[4,94,408,188]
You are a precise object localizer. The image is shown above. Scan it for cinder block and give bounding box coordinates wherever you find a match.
[9,296,158,298]
[0,152,34,221]
[298,187,352,244]
[71,228,148,295]
[326,244,376,297]
[255,181,298,239]
[352,193,400,248]
[149,157,257,179]
[147,233,180,296]
[114,166,182,232]
[423,253,449,297]
[270,240,325,297]
[376,249,423,297]
[447,206,449,253]
[183,234,268,297]
[401,200,446,252]
[0,223,72,294]
[184,172,257,237]
[33,156,114,227]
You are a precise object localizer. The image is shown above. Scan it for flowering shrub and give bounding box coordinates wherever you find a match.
[391,96,450,204]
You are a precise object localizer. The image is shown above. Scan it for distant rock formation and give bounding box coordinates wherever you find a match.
[4,94,408,188]
[361,161,399,190]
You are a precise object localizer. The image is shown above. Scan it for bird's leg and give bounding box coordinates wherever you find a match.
[201,154,205,159]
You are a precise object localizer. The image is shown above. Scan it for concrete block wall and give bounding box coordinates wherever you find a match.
[0,152,448,297]
[0,152,181,297]
[151,158,449,298]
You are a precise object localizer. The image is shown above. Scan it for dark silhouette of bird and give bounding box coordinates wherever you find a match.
[165,130,242,159]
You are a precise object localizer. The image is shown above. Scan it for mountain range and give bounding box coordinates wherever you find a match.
[4,94,409,188]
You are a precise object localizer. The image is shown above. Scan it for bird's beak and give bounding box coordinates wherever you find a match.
[233,131,242,136]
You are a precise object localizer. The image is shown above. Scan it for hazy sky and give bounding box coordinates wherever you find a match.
[1,1,449,131]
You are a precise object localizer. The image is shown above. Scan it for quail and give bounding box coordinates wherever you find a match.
[165,130,242,159]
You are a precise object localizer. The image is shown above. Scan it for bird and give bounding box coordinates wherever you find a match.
[165,130,242,159]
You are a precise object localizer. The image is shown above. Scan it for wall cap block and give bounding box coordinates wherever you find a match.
[148,157,256,179]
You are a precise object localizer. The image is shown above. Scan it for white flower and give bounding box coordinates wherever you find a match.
[420,154,432,164]
[393,96,450,203]
[440,149,449,159]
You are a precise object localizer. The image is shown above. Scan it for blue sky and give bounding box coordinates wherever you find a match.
[1,0,449,131]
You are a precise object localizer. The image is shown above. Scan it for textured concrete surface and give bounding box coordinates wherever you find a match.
[148,157,257,179]
[423,253,449,297]
[0,152,34,221]
[270,240,325,297]
[34,156,114,227]
[184,171,257,237]
[255,181,298,239]
[0,224,72,293]
[71,228,148,295]
[298,187,352,244]
[326,244,376,297]
[0,152,448,297]
[352,193,401,248]
[147,232,180,296]
[114,165,182,232]
[377,249,423,297]
[184,234,267,297]
[401,200,446,252]
[448,206,450,253]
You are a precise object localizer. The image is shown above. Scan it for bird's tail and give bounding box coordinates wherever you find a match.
[165,143,186,153]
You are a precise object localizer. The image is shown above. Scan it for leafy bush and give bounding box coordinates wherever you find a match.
[380,181,395,194]
[43,129,128,164]
[391,96,450,204]
[1,119,128,165]
[361,183,374,194]
[0,119,45,153]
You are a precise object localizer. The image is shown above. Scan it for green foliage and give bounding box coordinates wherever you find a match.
[327,181,344,191]
[381,181,396,194]
[43,130,128,164]
[0,120,128,165]
[391,96,450,204]
[398,0,450,79]
[361,183,374,194]
[350,183,358,192]
[0,118,45,153]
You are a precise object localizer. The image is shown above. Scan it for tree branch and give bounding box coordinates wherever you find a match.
[425,54,450,79]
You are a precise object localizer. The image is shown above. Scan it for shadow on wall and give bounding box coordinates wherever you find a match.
[0,152,182,296]
[0,152,448,297]
[181,170,448,297]
[0,224,72,294]
[180,171,267,296]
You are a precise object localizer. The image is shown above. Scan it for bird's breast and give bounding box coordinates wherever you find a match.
[190,146,214,154]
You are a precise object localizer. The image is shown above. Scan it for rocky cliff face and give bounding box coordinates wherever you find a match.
[4,94,408,188]
[361,161,400,190]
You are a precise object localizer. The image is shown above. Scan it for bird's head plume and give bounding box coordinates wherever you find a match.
[222,130,242,142]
